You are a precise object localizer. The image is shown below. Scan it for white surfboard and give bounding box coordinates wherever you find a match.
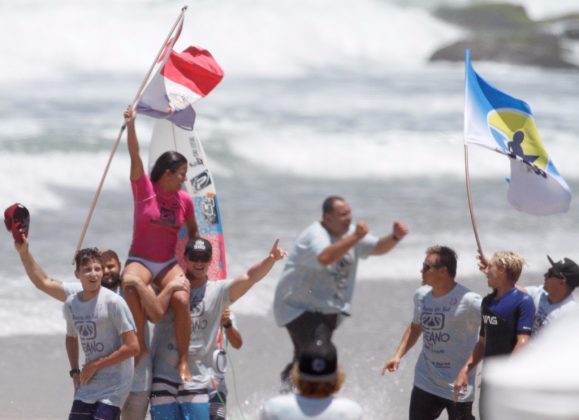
[148,119,227,279]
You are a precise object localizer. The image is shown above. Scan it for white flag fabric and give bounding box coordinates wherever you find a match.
[136,19,224,131]
[464,49,571,215]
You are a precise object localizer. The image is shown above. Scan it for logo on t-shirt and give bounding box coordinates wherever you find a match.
[76,321,97,340]
[483,314,498,325]
[421,313,450,346]
[191,301,205,317]
[421,313,445,330]
[329,255,353,305]
[159,207,177,225]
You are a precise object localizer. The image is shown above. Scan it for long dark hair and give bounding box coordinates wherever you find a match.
[150,151,188,183]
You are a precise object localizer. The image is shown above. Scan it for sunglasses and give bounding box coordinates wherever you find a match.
[186,253,211,263]
[545,268,565,280]
[422,262,441,271]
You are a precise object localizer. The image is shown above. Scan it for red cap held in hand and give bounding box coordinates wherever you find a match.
[4,203,30,244]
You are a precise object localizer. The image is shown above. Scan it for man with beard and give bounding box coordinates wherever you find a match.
[100,249,122,292]
[274,195,408,389]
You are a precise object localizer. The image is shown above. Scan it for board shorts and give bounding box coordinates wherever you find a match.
[126,256,177,281]
[209,388,227,420]
[150,377,210,420]
[69,399,120,420]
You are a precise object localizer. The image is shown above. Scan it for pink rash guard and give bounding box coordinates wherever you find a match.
[129,174,194,262]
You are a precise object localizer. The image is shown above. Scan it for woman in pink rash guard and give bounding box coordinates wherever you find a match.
[123,106,199,382]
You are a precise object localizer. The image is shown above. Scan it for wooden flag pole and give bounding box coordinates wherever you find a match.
[464,144,485,260]
[73,6,188,262]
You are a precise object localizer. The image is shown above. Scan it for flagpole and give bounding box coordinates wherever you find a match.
[464,144,485,260]
[73,6,188,262]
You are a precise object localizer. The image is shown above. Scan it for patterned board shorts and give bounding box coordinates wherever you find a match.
[150,377,210,420]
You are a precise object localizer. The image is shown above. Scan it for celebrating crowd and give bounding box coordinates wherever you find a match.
[8,108,577,420]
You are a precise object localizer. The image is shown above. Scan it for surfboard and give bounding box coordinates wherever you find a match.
[148,119,227,279]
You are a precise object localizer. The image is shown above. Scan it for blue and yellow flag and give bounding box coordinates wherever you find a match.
[464,49,571,215]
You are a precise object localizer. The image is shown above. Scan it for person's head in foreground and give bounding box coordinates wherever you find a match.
[292,340,344,398]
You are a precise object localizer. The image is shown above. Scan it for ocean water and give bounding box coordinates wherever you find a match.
[0,0,579,417]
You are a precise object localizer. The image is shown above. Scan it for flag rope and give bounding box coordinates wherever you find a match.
[73,6,188,262]
[464,144,485,260]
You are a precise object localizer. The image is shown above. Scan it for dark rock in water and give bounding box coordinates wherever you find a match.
[564,27,579,40]
[430,2,579,69]
[434,3,533,33]
[431,33,577,69]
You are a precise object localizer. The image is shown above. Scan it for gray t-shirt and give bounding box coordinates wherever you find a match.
[260,394,363,420]
[274,222,378,326]
[63,281,151,393]
[152,279,232,390]
[63,281,83,296]
[526,285,577,333]
[63,287,136,408]
[412,284,482,402]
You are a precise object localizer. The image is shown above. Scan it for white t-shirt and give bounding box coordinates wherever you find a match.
[412,283,482,402]
[526,285,577,333]
[63,287,136,408]
[260,394,363,420]
[63,281,151,393]
[152,279,232,390]
[274,222,378,326]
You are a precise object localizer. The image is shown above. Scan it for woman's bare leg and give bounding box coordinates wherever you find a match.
[158,264,192,382]
[122,262,153,366]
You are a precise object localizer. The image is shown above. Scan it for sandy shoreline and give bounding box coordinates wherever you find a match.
[1,277,494,419]
[0,334,72,419]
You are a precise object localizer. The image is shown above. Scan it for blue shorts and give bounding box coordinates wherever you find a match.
[150,377,209,420]
[69,399,120,420]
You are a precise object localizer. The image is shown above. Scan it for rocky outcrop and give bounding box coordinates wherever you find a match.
[430,3,579,69]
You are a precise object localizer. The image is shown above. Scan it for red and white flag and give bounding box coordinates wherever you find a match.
[136,22,224,130]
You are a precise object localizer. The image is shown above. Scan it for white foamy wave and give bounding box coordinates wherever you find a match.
[0,0,461,83]
[0,271,72,337]
[0,1,179,84]
[514,0,579,20]
[0,140,230,213]
[0,297,67,337]
[224,128,579,181]
[0,151,130,212]
[189,0,462,77]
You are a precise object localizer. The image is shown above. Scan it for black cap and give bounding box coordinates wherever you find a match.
[547,255,579,289]
[298,340,337,383]
[185,238,212,259]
